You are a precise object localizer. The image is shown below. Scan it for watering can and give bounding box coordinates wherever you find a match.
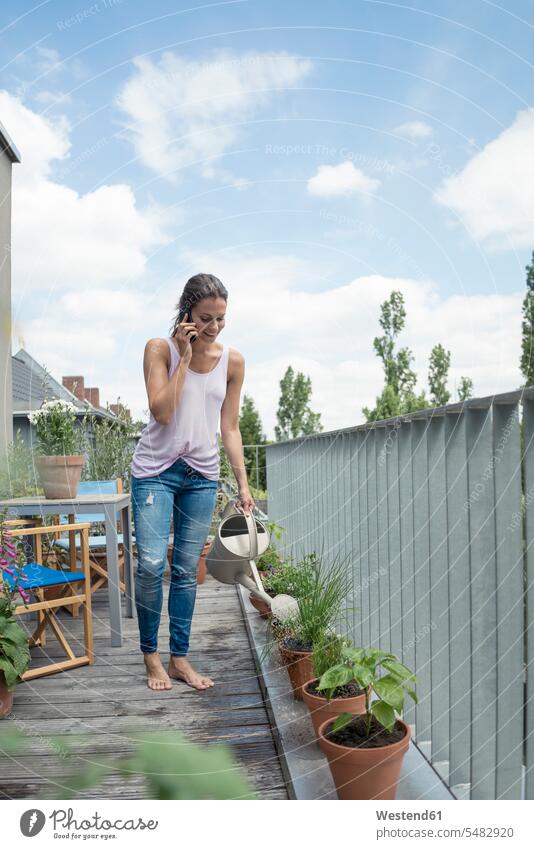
[206,501,299,622]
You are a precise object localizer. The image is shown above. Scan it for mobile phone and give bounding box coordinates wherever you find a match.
[179,308,198,343]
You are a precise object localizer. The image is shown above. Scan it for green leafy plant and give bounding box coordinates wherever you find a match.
[0,725,258,800]
[0,512,31,691]
[311,631,349,679]
[260,548,354,664]
[0,430,42,498]
[76,406,139,492]
[28,399,79,456]
[318,646,417,735]
[262,554,316,598]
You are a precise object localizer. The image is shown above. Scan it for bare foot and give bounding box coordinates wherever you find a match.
[143,652,173,691]
[168,656,214,690]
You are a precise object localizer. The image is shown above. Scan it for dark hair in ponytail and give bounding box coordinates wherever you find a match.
[169,273,228,337]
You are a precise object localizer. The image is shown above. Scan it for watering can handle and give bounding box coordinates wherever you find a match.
[235,504,258,560]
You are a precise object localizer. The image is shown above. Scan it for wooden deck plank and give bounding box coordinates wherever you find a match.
[0,575,288,800]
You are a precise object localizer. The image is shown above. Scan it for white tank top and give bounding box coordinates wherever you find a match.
[131,337,229,480]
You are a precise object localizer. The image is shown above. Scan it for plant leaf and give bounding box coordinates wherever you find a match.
[371,699,396,732]
[330,712,354,735]
[351,662,374,688]
[382,659,417,682]
[374,675,405,712]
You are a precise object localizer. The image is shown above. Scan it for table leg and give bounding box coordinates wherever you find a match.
[104,506,123,647]
[121,503,135,618]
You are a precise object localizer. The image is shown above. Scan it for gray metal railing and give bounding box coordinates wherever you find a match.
[264,388,534,800]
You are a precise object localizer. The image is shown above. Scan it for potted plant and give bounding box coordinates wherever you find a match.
[0,513,31,717]
[317,646,417,799]
[248,553,296,618]
[28,399,85,498]
[301,633,368,736]
[277,550,353,700]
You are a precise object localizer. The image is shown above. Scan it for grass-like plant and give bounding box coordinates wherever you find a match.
[288,548,354,649]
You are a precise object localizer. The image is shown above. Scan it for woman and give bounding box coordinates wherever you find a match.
[130,273,255,692]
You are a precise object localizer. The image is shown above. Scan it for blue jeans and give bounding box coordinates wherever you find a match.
[131,457,218,656]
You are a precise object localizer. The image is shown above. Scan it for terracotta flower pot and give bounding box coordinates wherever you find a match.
[35,454,85,499]
[278,642,314,700]
[302,677,367,737]
[318,715,411,800]
[167,540,211,584]
[0,671,14,718]
[248,593,271,618]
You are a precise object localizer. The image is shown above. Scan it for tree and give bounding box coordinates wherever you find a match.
[363,290,473,421]
[363,290,427,420]
[274,366,323,440]
[239,394,267,489]
[428,343,451,406]
[520,250,534,386]
[457,376,473,401]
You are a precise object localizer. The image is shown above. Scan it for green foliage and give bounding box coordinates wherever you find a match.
[0,726,257,800]
[428,343,451,406]
[363,290,473,420]
[457,376,474,401]
[319,646,417,736]
[239,394,268,489]
[288,549,353,648]
[28,399,79,456]
[521,251,534,386]
[261,553,316,598]
[76,405,138,491]
[311,631,349,679]
[0,514,31,690]
[0,430,42,498]
[274,366,323,440]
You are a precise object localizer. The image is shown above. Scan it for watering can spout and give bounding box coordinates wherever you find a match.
[235,573,299,623]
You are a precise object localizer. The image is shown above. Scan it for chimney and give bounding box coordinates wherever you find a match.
[110,402,131,421]
[62,375,85,401]
[84,387,100,408]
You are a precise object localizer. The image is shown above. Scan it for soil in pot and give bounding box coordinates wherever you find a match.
[305,679,364,699]
[281,635,313,652]
[324,714,406,748]
[302,678,367,737]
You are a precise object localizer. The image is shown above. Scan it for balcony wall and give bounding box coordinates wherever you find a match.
[265,388,534,800]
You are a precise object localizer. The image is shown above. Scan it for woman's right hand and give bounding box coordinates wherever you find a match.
[174,313,197,363]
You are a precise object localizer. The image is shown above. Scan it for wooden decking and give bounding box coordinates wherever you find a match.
[0,574,289,800]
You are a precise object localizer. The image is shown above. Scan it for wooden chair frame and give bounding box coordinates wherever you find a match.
[5,522,95,680]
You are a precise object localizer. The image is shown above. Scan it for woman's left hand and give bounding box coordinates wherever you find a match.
[236,487,255,515]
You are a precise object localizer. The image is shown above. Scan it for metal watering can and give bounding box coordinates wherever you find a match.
[206,501,299,622]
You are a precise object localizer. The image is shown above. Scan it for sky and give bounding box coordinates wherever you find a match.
[1,0,533,437]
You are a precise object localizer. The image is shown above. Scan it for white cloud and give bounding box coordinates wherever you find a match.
[393,120,433,139]
[0,90,170,291]
[16,247,522,430]
[307,161,380,198]
[115,49,313,180]
[435,107,534,248]
[167,248,522,436]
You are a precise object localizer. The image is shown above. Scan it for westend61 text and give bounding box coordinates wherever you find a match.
[376,809,442,820]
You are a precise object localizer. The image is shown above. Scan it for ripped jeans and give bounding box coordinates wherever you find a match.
[131,457,218,656]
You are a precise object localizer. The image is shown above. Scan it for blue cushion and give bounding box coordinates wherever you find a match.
[2,562,86,589]
[56,480,122,526]
[54,534,125,550]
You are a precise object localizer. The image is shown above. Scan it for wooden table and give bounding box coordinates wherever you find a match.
[0,493,135,647]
